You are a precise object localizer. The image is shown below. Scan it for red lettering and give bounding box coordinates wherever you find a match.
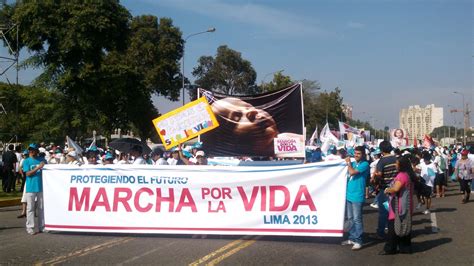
[201,187,210,199]
[269,186,290,211]
[260,186,266,211]
[238,186,259,211]
[113,188,132,212]
[68,187,90,211]
[291,185,317,211]
[134,188,153,212]
[91,188,111,212]
[176,188,197,212]
[156,188,175,212]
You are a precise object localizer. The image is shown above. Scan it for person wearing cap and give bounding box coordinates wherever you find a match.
[195,150,208,165]
[168,147,185,165]
[22,143,47,235]
[102,152,115,165]
[66,151,82,166]
[454,149,473,204]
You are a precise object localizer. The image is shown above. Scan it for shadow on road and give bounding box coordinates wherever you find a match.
[412,218,431,226]
[0,226,24,231]
[433,208,457,213]
[411,237,452,253]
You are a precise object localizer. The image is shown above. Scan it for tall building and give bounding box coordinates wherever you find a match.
[342,103,353,120]
[399,104,443,140]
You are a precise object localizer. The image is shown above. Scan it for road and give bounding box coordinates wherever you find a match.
[1,181,473,265]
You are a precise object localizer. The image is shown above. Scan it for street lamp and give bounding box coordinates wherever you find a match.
[182,27,216,106]
[453,91,466,145]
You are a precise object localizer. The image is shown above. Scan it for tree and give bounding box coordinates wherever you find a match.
[261,72,293,92]
[5,1,184,141]
[0,82,73,143]
[191,45,258,98]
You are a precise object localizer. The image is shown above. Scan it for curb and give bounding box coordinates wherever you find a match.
[0,198,21,208]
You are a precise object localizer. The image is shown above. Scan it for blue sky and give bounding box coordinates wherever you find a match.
[1,0,472,129]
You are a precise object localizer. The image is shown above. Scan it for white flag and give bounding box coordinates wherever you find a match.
[66,136,84,154]
[320,123,338,143]
[309,127,318,145]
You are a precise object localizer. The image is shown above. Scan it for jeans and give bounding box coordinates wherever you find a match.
[376,191,389,237]
[26,192,44,233]
[346,200,364,244]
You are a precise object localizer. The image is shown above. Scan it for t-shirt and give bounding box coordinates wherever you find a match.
[346,160,369,203]
[388,172,413,220]
[376,155,398,187]
[22,156,46,193]
[370,158,380,176]
[155,158,169,165]
[420,160,437,187]
[133,156,147,165]
[454,159,473,180]
[2,150,17,169]
[434,155,445,173]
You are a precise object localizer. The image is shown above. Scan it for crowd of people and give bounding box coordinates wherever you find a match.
[340,140,474,254]
[1,139,473,247]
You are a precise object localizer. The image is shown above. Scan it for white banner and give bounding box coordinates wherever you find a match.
[43,162,348,237]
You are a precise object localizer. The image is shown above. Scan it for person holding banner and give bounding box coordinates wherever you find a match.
[22,143,47,235]
[342,146,369,250]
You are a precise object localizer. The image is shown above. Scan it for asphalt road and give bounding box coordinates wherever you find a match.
[1,181,473,265]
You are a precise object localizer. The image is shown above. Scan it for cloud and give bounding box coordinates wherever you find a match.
[144,0,326,37]
[347,21,365,29]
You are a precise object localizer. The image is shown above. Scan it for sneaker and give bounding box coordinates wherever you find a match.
[352,243,362,250]
[27,230,36,235]
[341,240,354,246]
[415,203,422,210]
[423,209,430,215]
[370,203,379,209]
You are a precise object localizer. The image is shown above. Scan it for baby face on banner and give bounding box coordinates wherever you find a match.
[211,97,279,155]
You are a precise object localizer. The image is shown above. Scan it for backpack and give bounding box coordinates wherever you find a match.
[439,156,446,170]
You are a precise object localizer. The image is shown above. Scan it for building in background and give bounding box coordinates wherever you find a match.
[400,104,443,141]
[342,103,353,120]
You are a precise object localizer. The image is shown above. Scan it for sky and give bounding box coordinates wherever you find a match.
[1,0,472,129]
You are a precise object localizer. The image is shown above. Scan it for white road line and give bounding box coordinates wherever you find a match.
[430,212,439,233]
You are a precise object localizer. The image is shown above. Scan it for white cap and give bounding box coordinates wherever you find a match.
[196,151,205,157]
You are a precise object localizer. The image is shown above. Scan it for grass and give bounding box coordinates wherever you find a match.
[0,182,23,201]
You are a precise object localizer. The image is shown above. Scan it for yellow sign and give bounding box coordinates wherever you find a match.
[152,97,219,150]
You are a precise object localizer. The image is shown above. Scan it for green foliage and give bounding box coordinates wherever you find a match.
[191,45,258,97]
[303,83,345,137]
[3,1,183,141]
[261,72,293,92]
[0,83,73,143]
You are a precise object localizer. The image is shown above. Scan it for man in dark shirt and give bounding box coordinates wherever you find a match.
[374,141,398,238]
[2,144,18,192]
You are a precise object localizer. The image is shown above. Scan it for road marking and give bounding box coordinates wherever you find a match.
[189,236,258,266]
[35,237,133,266]
[430,212,439,233]
[205,236,261,266]
[117,241,177,265]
